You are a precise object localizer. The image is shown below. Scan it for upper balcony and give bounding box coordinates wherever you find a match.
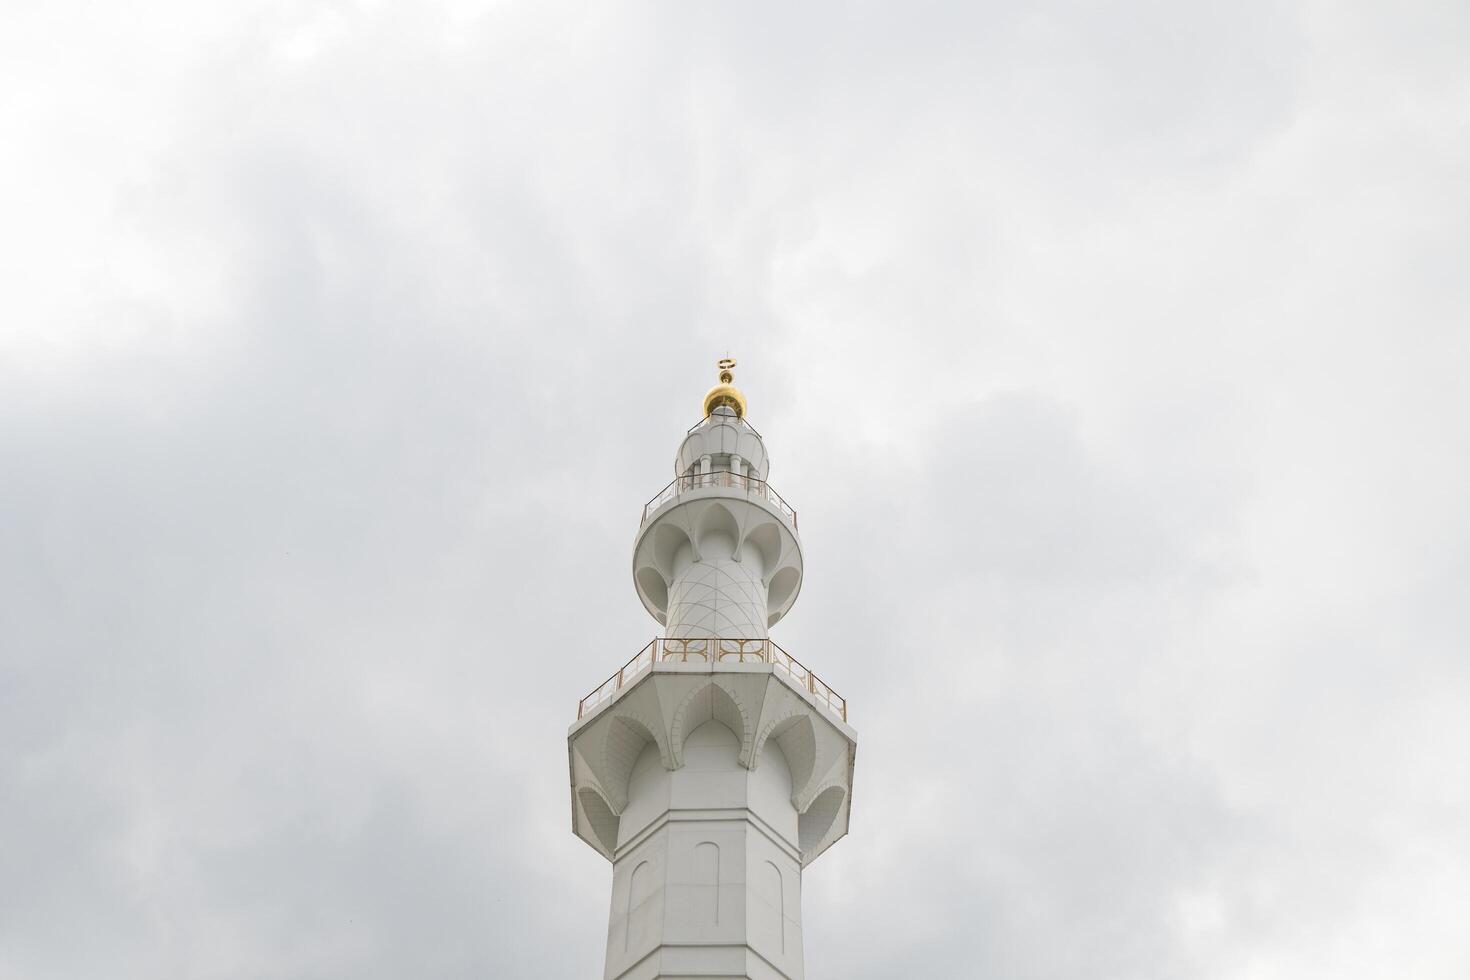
[640,470,798,530]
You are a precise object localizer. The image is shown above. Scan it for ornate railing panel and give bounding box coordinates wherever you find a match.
[576,637,846,723]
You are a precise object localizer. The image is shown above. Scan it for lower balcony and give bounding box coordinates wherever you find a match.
[577,637,846,723]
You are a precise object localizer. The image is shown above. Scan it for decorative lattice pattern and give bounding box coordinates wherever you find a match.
[665,558,768,639]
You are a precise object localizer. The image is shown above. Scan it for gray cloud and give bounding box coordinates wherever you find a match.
[2,0,1468,977]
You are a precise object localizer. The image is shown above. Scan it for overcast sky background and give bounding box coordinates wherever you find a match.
[3,1,1468,977]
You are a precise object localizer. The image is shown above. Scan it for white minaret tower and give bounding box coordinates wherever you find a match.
[568,359,858,980]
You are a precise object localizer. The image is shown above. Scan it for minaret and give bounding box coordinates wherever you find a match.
[568,359,858,980]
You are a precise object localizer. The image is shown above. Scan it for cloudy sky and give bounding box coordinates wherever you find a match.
[3,1,1468,977]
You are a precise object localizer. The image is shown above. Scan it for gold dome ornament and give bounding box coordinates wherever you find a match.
[702,357,748,418]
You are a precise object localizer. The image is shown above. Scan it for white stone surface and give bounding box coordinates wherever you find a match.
[571,401,856,979]
[675,408,770,481]
[665,558,769,639]
[568,666,857,979]
[633,496,802,634]
[603,723,804,980]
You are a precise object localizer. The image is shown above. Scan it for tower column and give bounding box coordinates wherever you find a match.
[604,718,807,980]
[569,359,857,980]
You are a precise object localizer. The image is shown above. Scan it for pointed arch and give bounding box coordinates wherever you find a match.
[695,502,740,561]
[799,784,846,856]
[635,566,669,621]
[602,712,672,810]
[744,522,783,576]
[767,566,800,622]
[669,680,753,767]
[577,785,619,856]
[651,523,691,580]
[752,710,818,800]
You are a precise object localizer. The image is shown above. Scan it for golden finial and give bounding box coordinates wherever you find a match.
[702,356,747,418]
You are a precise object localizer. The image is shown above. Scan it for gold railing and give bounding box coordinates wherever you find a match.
[640,471,798,528]
[576,637,846,723]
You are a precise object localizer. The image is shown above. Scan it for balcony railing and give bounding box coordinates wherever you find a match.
[640,471,798,528]
[576,637,847,723]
